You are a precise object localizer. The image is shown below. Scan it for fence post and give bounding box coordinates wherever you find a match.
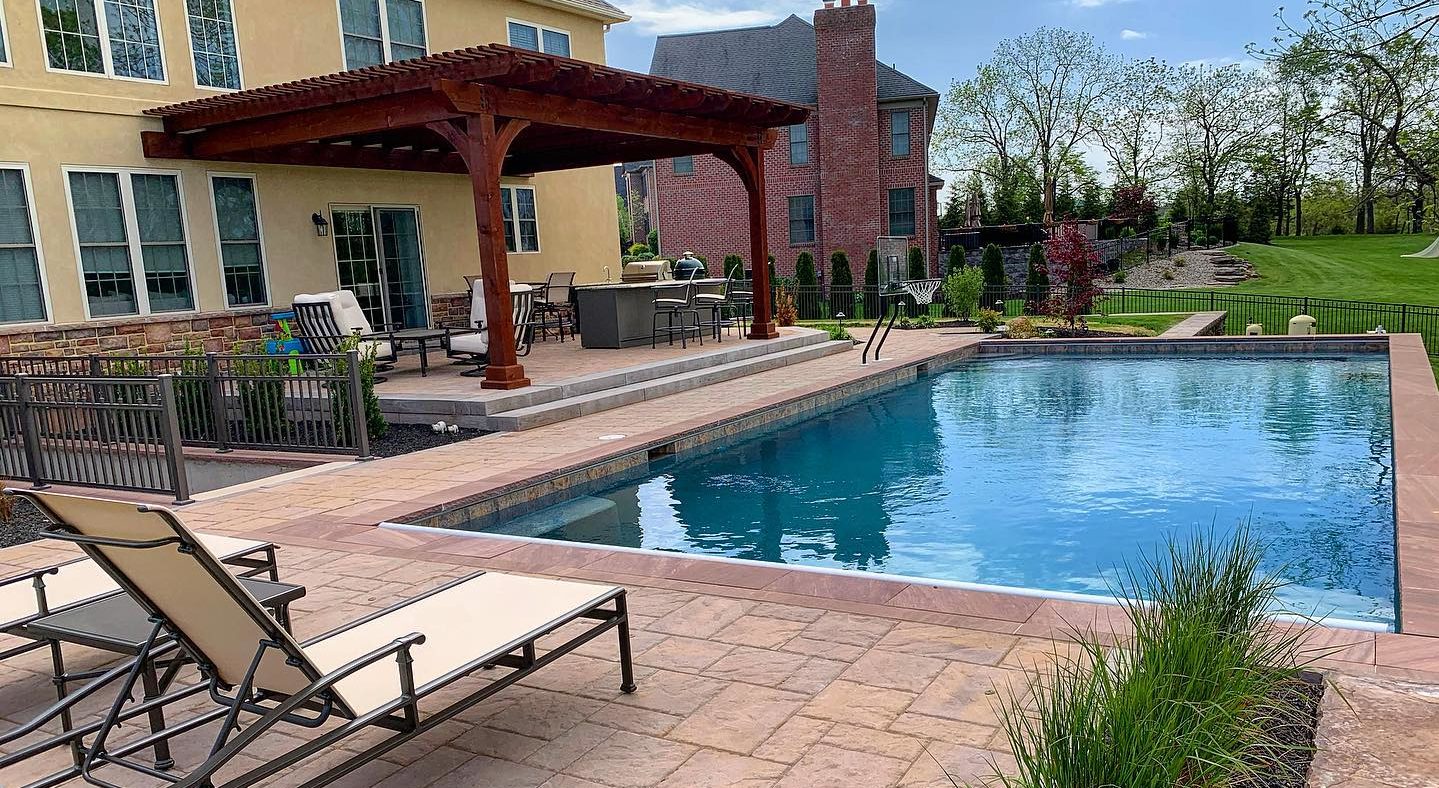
[15,376,47,489]
[346,349,374,460]
[1302,296,1310,316]
[1401,304,1409,333]
[157,375,192,505]
[88,354,101,378]
[1209,291,1216,311]
[205,353,229,452]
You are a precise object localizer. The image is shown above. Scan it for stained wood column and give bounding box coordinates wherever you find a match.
[429,114,532,389]
[718,145,778,340]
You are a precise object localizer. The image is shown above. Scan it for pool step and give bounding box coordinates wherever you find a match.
[484,339,854,431]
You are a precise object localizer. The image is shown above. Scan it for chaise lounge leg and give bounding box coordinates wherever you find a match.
[615,593,637,694]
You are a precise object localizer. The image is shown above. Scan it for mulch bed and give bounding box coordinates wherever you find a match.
[1239,670,1325,788]
[369,422,489,457]
[997,327,1135,339]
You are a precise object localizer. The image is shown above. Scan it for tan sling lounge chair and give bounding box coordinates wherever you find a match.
[8,489,636,788]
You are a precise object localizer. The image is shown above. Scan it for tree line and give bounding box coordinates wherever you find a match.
[934,0,1439,240]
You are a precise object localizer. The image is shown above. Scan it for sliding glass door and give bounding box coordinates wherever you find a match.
[331,206,428,329]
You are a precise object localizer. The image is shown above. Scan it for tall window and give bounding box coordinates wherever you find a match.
[187,0,240,89]
[210,175,267,307]
[507,20,570,57]
[888,188,916,236]
[340,0,426,70]
[672,156,694,175]
[67,170,194,318]
[890,110,911,157]
[789,123,809,166]
[0,2,11,65]
[0,168,47,324]
[788,196,815,245]
[41,0,165,80]
[500,186,539,253]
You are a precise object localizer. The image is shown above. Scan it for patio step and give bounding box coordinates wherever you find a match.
[483,339,854,431]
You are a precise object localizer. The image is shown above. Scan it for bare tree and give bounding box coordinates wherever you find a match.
[989,28,1118,224]
[1170,64,1276,216]
[1093,58,1176,189]
[934,65,1022,182]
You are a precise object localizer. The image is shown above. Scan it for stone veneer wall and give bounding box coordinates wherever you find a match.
[0,307,276,356]
[430,292,470,327]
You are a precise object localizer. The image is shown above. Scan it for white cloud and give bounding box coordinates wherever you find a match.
[621,0,817,35]
[1070,0,1134,7]
[1120,29,1148,40]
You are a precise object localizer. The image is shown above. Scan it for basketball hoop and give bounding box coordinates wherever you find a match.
[900,278,941,305]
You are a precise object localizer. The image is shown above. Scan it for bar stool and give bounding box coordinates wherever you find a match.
[694,276,735,342]
[651,282,702,349]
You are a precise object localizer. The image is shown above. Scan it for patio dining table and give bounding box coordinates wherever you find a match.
[389,326,475,377]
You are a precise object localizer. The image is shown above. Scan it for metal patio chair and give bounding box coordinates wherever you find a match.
[534,271,577,342]
[7,489,637,788]
[291,291,399,371]
[442,281,537,377]
[651,281,703,349]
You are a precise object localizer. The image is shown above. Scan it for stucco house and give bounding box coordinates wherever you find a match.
[0,0,628,355]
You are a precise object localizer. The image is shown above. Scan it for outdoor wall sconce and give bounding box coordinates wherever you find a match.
[311,213,330,237]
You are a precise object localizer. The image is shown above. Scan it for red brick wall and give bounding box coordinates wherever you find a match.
[815,0,880,268]
[0,308,275,356]
[878,102,939,277]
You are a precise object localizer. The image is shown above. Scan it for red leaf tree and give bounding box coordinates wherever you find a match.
[1043,224,1106,330]
[1110,185,1158,230]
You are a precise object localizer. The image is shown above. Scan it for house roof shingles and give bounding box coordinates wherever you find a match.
[648,14,937,107]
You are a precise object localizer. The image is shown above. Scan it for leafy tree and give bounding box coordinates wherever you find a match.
[1111,185,1159,230]
[829,251,854,319]
[1169,64,1275,218]
[616,195,632,248]
[943,268,985,320]
[907,247,927,280]
[981,243,1006,290]
[723,254,745,279]
[1043,224,1106,329]
[648,228,660,257]
[947,245,966,275]
[1094,58,1175,188]
[1025,243,1049,313]
[939,189,965,229]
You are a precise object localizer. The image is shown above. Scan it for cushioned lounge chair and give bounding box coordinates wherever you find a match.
[8,489,636,788]
[291,291,398,370]
[443,281,537,377]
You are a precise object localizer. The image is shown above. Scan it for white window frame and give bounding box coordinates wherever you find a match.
[505,17,571,57]
[61,165,198,320]
[36,0,170,84]
[335,0,430,70]
[207,172,271,310]
[0,1,13,68]
[500,185,541,254]
[0,163,54,327]
[184,0,244,92]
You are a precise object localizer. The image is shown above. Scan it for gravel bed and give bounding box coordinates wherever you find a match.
[1111,249,1246,289]
[370,422,489,458]
[1,498,52,549]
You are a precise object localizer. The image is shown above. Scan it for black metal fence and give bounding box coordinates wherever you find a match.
[0,375,191,502]
[981,286,1439,355]
[0,351,370,456]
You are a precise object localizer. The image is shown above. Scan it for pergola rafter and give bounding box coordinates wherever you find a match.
[141,44,808,390]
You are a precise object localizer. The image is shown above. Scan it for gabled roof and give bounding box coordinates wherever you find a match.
[649,15,937,106]
[525,0,630,24]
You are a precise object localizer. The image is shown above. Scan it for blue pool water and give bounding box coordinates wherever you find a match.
[480,354,1397,625]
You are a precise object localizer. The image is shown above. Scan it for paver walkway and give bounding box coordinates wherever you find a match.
[3,328,1439,785]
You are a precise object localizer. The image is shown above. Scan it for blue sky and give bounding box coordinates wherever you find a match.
[603,0,1279,91]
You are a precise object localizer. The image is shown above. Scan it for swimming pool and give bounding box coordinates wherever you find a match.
[469,354,1397,626]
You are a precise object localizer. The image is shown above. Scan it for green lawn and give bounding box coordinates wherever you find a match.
[1227,235,1439,305]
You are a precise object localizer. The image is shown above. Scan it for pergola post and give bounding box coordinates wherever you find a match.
[719,145,778,340]
[429,114,532,389]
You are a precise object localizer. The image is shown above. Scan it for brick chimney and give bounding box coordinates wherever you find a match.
[814,0,880,260]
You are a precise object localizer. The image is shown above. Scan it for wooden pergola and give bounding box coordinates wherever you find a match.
[143,45,809,389]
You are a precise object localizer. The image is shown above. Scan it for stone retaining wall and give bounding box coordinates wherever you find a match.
[0,308,275,355]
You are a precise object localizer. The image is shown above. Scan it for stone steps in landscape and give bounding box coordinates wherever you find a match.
[483,338,854,431]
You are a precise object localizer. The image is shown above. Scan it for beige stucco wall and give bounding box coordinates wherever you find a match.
[0,0,621,326]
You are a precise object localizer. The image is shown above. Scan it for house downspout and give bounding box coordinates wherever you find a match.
[920,100,932,276]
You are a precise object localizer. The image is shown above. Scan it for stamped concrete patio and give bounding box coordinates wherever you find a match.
[3,328,1439,786]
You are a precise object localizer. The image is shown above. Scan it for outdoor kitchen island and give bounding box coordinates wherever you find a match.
[575,279,724,348]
